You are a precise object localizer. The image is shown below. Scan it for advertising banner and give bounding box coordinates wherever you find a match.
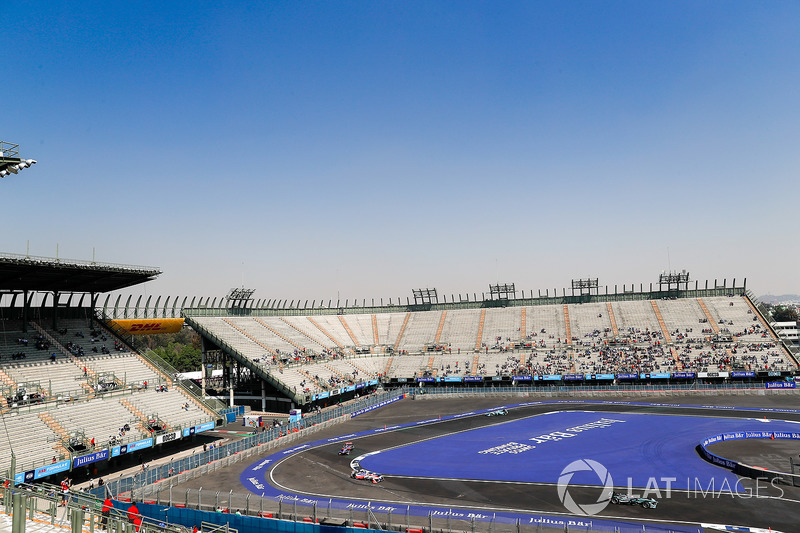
[33,460,71,480]
[563,374,583,381]
[112,438,154,457]
[464,376,483,382]
[350,394,403,418]
[107,318,185,335]
[73,449,109,469]
[128,438,154,452]
[616,373,638,380]
[671,372,696,379]
[513,375,532,381]
[731,371,755,378]
[156,431,182,445]
[444,376,462,382]
[766,381,796,389]
[181,421,216,437]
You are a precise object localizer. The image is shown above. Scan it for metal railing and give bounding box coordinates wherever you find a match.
[1,478,189,533]
[98,390,410,502]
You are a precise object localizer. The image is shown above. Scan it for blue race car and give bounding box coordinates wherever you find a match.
[609,492,658,509]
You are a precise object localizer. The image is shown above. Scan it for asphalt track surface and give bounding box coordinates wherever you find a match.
[172,394,800,532]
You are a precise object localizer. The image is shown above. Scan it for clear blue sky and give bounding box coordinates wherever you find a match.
[3,1,799,302]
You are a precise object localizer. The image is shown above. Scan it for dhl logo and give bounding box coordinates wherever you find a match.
[108,319,185,335]
[130,323,167,332]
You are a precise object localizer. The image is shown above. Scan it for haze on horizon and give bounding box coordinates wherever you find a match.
[3,2,798,303]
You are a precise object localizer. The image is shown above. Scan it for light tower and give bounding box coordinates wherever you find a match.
[0,141,37,179]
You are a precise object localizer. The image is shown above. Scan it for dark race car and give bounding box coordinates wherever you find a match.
[338,442,354,455]
[351,469,384,483]
[485,409,508,417]
[609,492,658,509]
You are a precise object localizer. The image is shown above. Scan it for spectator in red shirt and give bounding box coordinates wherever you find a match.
[127,502,139,524]
[101,498,113,529]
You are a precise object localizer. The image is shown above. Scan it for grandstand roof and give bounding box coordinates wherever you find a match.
[0,253,161,293]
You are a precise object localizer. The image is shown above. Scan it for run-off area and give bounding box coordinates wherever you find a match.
[358,410,800,491]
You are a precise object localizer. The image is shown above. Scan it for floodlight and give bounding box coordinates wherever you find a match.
[6,166,17,174]
[27,159,36,165]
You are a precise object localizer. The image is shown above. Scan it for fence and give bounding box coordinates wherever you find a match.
[409,382,799,395]
[120,487,696,533]
[98,390,411,501]
[0,479,188,533]
[85,388,704,533]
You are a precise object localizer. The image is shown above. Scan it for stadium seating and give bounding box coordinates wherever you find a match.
[0,319,217,476]
[189,295,797,386]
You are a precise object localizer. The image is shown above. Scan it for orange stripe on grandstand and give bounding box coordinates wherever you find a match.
[279,317,325,348]
[434,310,447,345]
[372,314,379,345]
[306,316,345,351]
[254,318,303,350]
[475,309,486,351]
[650,301,672,343]
[606,303,619,338]
[393,313,411,352]
[563,305,572,345]
[338,315,360,348]
[222,318,279,356]
[696,299,721,335]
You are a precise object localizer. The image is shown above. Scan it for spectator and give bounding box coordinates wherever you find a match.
[101,497,113,529]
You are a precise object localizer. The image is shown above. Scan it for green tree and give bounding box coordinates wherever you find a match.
[140,329,203,372]
[772,306,798,323]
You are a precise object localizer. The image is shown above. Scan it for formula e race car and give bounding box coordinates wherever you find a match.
[351,469,384,483]
[609,492,658,509]
[485,409,508,416]
[338,442,354,455]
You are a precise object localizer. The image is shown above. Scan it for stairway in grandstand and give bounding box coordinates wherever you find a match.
[338,316,360,348]
[650,301,672,343]
[307,316,347,352]
[475,309,486,351]
[177,292,798,402]
[393,313,411,352]
[696,299,721,335]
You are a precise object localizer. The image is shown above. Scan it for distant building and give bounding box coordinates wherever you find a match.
[772,320,799,348]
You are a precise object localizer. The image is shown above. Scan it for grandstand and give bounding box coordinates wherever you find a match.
[0,255,220,482]
[178,281,798,408]
[1,254,798,486]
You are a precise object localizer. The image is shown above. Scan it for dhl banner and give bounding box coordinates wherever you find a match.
[108,318,185,335]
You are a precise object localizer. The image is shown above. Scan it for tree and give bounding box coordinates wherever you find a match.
[771,306,798,323]
[138,329,203,372]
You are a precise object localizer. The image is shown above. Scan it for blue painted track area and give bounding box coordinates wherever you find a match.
[358,410,800,490]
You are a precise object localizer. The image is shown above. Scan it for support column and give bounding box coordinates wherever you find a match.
[89,293,97,328]
[261,380,266,412]
[22,290,29,333]
[12,492,26,533]
[201,349,206,400]
[52,291,59,330]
